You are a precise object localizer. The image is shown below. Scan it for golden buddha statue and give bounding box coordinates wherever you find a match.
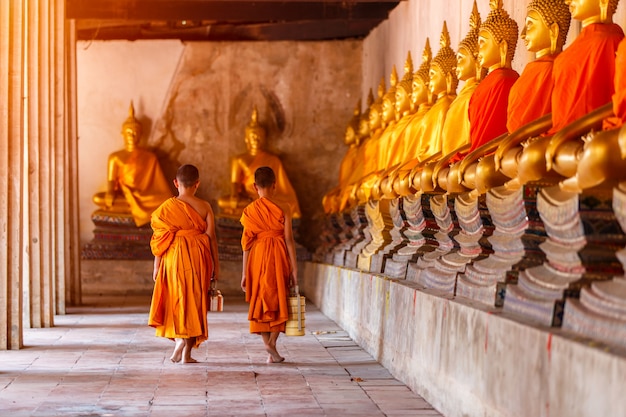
[472,0,571,193]
[452,0,520,192]
[322,99,362,214]
[429,1,483,193]
[498,0,623,188]
[92,102,172,227]
[385,39,433,197]
[218,106,301,218]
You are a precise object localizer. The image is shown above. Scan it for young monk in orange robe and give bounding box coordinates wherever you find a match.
[149,164,220,364]
[240,166,298,363]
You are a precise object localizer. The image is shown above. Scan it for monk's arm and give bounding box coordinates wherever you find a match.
[241,250,250,291]
[205,203,220,280]
[152,256,161,282]
[284,215,298,287]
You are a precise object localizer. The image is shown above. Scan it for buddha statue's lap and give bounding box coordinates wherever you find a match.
[218,107,301,219]
[92,102,172,228]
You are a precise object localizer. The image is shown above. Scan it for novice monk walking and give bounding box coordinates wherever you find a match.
[240,166,298,363]
[149,164,220,364]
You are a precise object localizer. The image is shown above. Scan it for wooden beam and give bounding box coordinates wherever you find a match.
[66,0,398,22]
[75,18,384,41]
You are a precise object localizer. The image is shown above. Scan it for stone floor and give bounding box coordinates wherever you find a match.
[0,295,443,417]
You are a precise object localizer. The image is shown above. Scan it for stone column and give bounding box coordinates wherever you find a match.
[0,0,26,349]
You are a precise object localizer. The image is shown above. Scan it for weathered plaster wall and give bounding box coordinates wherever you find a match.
[302,263,626,417]
[77,40,362,251]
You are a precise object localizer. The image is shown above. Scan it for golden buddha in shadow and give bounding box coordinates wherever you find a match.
[92,102,172,227]
[218,106,301,218]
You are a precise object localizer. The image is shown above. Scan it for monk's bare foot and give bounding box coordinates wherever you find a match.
[170,339,184,363]
[265,346,284,363]
[266,354,285,364]
[181,357,198,364]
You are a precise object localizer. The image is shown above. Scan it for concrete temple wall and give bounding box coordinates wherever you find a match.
[302,262,626,417]
[77,40,362,252]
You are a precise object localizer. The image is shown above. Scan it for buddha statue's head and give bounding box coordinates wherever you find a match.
[345,99,361,146]
[382,66,399,125]
[358,89,375,144]
[522,0,571,57]
[395,52,414,117]
[412,38,432,111]
[369,77,386,132]
[478,0,519,72]
[430,21,459,97]
[565,0,618,26]
[244,106,266,155]
[457,1,483,82]
[122,101,142,149]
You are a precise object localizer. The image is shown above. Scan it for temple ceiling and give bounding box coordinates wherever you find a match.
[67,0,402,41]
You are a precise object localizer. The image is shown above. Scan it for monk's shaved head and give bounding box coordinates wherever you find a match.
[254,166,276,188]
[176,164,199,187]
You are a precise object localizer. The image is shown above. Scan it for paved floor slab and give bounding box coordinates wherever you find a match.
[0,295,443,416]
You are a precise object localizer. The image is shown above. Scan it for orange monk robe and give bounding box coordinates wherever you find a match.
[379,115,413,170]
[550,23,624,134]
[241,151,301,218]
[148,198,214,348]
[441,79,478,158]
[118,149,173,227]
[415,95,455,161]
[467,67,519,154]
[241,198,291,334]
[604,37,626,129]
[394,104,431,167]
[507,55,555,133]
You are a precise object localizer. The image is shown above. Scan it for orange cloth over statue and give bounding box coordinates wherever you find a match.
[550,23,624,134]
[507,55,555,133]
[241,198,291,334]
[148,197,215,348]
[467,67,519,154]
[604,37,626,129]
[118,149,173,227]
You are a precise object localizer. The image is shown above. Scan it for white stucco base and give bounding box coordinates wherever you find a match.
[301,262,626,417]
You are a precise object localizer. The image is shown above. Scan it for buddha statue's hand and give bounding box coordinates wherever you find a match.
[104,191,115,208]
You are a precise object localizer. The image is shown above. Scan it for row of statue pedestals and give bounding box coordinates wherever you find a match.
[317,182,626,350]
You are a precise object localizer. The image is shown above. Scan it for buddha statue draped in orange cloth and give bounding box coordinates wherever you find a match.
[92,102,172,227]
[428,1,484,193]
[218,107,301,218]
[498,0,624,187]
[556,35,626,192]
[448,0,519,192]
[472,0,571,192]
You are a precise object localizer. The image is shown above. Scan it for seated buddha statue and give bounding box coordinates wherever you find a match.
[498,0,623,187]
[450,0,520,191]
[322,98,364,214]
[473,0,571,193]
[406,22,460,193]
[556,35,626,192]
[218,106,301,218]
[383,39,434,197]
[429,1,483,193]
[92,102,172,227]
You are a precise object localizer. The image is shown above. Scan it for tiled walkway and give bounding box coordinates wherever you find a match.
[0,295,443,417]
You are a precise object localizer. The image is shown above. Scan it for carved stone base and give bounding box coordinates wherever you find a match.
[562,279,626,348]
[82,210,153,260]
[344,251,359,269]
[357,254,372,271]
[504,283,565,326]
